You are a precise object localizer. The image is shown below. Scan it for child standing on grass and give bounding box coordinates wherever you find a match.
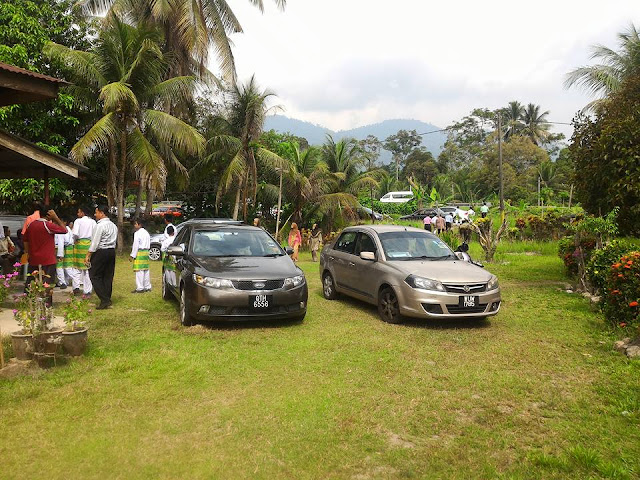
[129,218,151,293]
[161,225,176,287]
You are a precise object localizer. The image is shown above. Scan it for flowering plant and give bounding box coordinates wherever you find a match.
[602,251,640,331]
[0,262,21,308]
[60,293,91,331]
[12,269,54,335]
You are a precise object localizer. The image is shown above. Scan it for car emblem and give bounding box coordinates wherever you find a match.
[463,285,470,293]
[254,282,265,289]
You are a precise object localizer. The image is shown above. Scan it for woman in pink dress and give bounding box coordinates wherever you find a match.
[288,222,302,262]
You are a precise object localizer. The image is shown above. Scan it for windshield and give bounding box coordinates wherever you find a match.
[191,229,284,257]
[378,231,455,260]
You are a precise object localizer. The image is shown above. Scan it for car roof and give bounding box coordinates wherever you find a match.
[343,224,426,235]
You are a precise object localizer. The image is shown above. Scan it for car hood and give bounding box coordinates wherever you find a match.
[387,259,492,284]
[192,254,300,280]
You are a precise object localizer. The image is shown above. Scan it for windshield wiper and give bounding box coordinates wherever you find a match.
[263,253,284,257]
[432,254,457,261]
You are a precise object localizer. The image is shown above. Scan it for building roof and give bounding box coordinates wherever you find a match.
[0,62,69,106]
[0,129,87,180]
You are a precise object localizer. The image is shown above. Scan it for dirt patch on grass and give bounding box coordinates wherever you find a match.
[0,358,41,378]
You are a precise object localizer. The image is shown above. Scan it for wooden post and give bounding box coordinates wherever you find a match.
[43,167,50,205]
[568,184,574,209]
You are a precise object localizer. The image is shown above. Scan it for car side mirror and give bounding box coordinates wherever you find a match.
[167,245,185,257]
[285,247,294,255]
[360,251,376,261]
[455,251,466,261]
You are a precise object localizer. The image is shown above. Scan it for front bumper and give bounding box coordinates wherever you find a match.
[186,281,308,321]
[396,284,502,319]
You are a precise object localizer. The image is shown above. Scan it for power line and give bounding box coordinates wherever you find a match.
[416,120,573,137]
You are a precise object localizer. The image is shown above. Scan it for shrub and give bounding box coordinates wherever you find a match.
[586,239,640,293]
[558,235,597,279]
[602,251,640,329]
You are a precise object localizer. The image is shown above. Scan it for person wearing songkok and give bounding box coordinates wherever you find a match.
[129,218,151,293]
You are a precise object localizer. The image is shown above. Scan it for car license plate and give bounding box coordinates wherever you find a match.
[249,294,272,310]
[459,295,479,308]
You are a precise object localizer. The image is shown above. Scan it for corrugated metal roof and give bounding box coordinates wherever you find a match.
[0,62,68,84]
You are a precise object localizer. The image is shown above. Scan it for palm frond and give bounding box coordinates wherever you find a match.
[143,109,205,156]
[99,81,139,113]
[71,112,119,163]
[43,42,106,88]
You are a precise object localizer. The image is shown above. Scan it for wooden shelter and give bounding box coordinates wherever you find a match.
[0,62,86,203]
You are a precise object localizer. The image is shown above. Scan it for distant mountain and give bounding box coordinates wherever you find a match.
[263,115,447,164]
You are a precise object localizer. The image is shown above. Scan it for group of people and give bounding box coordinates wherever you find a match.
[252,218,323,263]
[422,203,490,234]
[1,202,163,311]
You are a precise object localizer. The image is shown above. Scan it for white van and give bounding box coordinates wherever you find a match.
[380,191,414,203]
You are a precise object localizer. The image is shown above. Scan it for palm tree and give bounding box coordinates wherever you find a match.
[320,135,378,222]
[199,76,284,220]
[44,14,204,248]
[521,103,550,145]
[565,23,640,109]
[504,101,524,140]
[281,144,327,224]
[78,0,286,83]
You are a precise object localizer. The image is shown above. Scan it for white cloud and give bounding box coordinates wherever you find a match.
[213,0,640,137]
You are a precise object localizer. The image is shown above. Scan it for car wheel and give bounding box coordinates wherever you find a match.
[162,273,173,300]
[180,288,195,327]
[149,246,161,261]
[322,272,338,300]
[378,287,403,324]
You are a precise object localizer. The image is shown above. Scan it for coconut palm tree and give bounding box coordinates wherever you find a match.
[521,103,551,145]
[504,100,524,140]
[44,13,204,248]
[78,0,286,83]
[281,144,327,224]
[199,76,284,220]
[565,23,640,109]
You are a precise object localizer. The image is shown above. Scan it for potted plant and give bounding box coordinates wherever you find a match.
[11,269,62,363]
[60,293,91,356]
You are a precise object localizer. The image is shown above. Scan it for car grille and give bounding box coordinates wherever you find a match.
[231,279,284,291]
[445,303,487,314]
[442,283,486,294]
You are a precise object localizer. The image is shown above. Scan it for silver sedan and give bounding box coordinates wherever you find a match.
[319,225,501,323]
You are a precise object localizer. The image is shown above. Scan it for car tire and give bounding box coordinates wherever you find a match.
[149,246,161,261]
[180,288,195,327]
[322,272,338,300]
[378,287,403,324]
[162,273,173,300]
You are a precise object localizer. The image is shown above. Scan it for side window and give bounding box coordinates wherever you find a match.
[355,233,377,255]
[381,193,390,200]
[334,232,357,254]
[175,227,191,251]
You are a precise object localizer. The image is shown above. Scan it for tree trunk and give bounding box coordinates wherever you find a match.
[107,139,117,208]
[116,132,127,253]
[145,179,154,217]
[135,174,143,220]
[232,187,240,220]
[242,170,250,222]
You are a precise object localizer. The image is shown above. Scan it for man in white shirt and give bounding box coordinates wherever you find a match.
[86,205,118,309]
[55,220,80,290]
[445,213,454,231]
[161,225,176,288]
[163,213,174,238]
[129,218,151,293]
[72,206,97,295]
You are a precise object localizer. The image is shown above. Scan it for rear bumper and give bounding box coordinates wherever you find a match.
[186,281,308,321]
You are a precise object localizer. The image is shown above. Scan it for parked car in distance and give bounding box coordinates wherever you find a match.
[152,206,184,217]
[359,206,383,221]
[379,191,413,203]
[163,220,308,325]
[320,225,501,323]
[399,208,443,221]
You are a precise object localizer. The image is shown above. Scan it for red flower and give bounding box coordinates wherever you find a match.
[611,290,620,295]
[630,301,639,307]
[618,274,624,278]
[619,322,627,327]
[612,263,622,269]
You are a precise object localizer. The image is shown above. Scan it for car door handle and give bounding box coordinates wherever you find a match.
[348,261,355,267]
[329,256,335,261]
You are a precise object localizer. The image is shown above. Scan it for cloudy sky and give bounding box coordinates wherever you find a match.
[226,0,640,138]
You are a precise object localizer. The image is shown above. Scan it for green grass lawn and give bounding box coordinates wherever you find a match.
[1,242,639,479]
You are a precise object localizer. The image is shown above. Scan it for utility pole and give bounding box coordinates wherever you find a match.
[497,113,504,213]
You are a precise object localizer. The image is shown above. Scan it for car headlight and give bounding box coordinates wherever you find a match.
[405,275,445,292]
[487,275,499,291]
[283,275,305,289]
[192,274,234,289]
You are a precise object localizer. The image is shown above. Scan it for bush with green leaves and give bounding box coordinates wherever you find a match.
[586,239,640,293]
[602,251,640,329]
